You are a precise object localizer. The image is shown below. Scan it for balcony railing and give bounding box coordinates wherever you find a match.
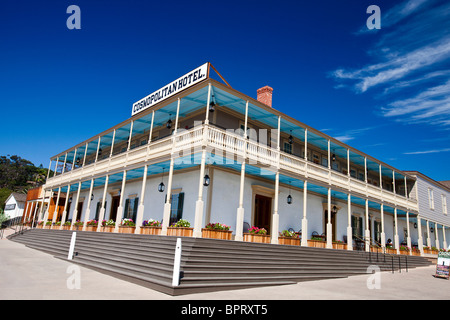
[45,124,417,210]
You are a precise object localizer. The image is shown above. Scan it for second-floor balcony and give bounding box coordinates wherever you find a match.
[45,122,417,212]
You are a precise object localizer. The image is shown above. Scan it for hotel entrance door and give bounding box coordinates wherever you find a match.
[254,194,272,234]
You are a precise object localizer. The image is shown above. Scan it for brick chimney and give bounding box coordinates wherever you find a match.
[257,86,273,107]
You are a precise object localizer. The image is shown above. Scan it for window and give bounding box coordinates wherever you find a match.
[95,201,107,220]
[351,215,363,237]
[443,194,448,215]
[169,192,184,226]
[428,188,434,210]
[283,141,292,154]
[124,197,138,222]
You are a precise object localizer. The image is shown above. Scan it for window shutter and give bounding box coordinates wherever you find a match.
[177,192,184,221]
[132,197,139,222]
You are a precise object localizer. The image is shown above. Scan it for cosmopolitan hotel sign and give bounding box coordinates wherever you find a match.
[132,63,209,116]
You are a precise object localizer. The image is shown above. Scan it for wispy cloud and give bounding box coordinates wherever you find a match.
[331,126,380,143]
[331,0,450,128]
[404,148,450,155]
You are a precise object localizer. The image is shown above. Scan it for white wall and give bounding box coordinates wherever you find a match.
[4,196,24,219]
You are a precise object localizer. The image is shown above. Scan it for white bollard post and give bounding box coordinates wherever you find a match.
[172,238,182,286]
[68,232,77,260]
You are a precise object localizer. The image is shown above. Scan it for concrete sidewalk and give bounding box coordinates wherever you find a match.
[1,229,449,300]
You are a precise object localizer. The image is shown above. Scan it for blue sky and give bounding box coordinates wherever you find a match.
[1,0,449,181]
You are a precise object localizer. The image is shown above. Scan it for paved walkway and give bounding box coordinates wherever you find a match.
[1,228,449,301]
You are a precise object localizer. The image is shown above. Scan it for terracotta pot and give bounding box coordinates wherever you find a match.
[202,228,232,240]
[85,225,98,232]
[243,233,270,243]
[101,226,115,232]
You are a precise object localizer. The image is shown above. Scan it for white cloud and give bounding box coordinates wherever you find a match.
[404,148,450,155]
[331,0,450,128]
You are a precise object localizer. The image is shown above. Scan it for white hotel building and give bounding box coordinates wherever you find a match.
[32,63,450,255]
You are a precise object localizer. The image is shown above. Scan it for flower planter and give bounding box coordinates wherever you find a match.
[400,250,410,255]
[167,227,193,237]
[385,248,397,254]
[101,226,115,233]
[411,250,421,256]
[119,226,136,234]
[308,239,326,248]
[332,242,347,250]
[85,226,98,232]
[140,226,162,235]
[278,236,300,246]
[202,228,232,240]
[61,225,71,230]
[243,233,270,243]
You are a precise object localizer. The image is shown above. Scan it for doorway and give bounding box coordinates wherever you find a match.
[109,196,120,222]
[254,194,272,234]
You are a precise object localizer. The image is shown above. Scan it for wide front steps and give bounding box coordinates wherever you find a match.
[8,228,434,295]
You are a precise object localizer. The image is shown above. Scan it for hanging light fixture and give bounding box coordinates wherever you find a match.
[209,94,216,112]
[332,153,336,162]
[203,174,210,186]
[288,130,293,144]
[287,181,292,204]
[158,168,165,192]
[166,115,172,129]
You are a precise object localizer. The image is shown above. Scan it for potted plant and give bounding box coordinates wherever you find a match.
[37,221,44,229]
[119,218,136,233]
[167,219,193,237]
[141,219,162,235]
[423,246,432,254]
[243,226,270,243]
[332,240,347,250]
[73,220,83,230]
[101,219,115,232]
[62,221,71,230]
[399,246,410,255]
[44,221,52,229]
[431,246,439,255]
[411,247,421,256]
[278,230,300,246]
[202,222,232,240]
[85,220,98,232]
[308,236,326,248]
[385,244,396,254]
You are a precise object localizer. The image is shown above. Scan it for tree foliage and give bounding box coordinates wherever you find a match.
[0,155,51,209]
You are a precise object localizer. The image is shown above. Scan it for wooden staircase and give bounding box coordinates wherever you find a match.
[8,228,434,295]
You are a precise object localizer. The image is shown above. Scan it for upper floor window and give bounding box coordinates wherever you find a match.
[428,188,434,210]
[442,194,447,215]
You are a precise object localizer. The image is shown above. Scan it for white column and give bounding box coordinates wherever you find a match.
[51,187,62,226]
[148,111,155,144]
[127,121,134,151]
[235,101,249,242]
[380,203,386,250]
[235,160,246,242]
[301,180,308,247]
[83,179,94,231]
[31,202,39,228]
[71,182,82,229]
[365,199,370,252]
[135,165,148,234]
[110,129,116,156]
[95,136,101,162]
[394,207,400,254]
[442,226,447,250]
[271,172,280,244]
[60,184,71,229]
[204,83,211,125]
[347,194,352,250]
[426,219,431,248]
[417,215,424,255]
[435,222,440,250]
[304,129,308,161]
[161,158,175,236]
[193,150,207,238]
[406,211,412,251]
[114,170,127,233]
[96,175,109,231]
[326,188,332,249]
